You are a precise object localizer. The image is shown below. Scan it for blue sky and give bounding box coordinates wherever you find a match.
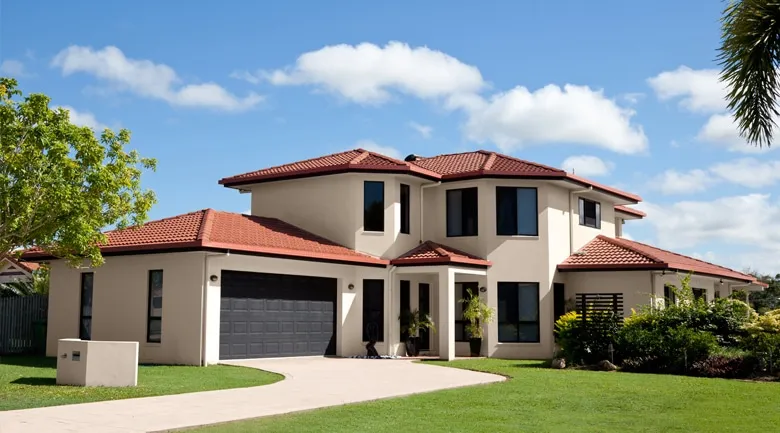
[2,1,778,274]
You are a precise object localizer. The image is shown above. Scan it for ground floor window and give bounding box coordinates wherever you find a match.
[497,282,540,343]
[692,288,706,302]
[455,282,478,341]
[363,279,384,342]
[147,270,163,343]
[79,272,93,340]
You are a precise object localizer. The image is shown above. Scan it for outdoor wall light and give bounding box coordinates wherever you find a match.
[348,283,355,290]
[479,286,487,293]
[209,275,218,282]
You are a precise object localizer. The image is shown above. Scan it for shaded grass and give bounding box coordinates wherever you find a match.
[188,359,780,433]
[0,356,281,411]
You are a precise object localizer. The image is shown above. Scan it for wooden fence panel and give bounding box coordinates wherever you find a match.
[0,295,48,355]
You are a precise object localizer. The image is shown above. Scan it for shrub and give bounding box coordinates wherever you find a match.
[554,310,620,365]
[689,349,759,378]
[618,323,718,374]
[708,298,754,346]
[743,309,780,373]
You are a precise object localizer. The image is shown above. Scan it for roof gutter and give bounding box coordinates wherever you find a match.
[569,186,593,254]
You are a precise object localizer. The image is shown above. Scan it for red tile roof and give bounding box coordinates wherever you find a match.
[23,210,388,267]
[615,205,646,218]
[391,241,491,267]
[1,255,40,273]
[219,149,440,186]
[219,149,641,203]
[559,235,762,284]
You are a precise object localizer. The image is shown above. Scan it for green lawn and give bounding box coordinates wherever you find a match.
[189,359,780,433]
[0,356,281,411]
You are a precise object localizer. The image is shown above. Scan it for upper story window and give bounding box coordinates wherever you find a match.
[400,184,410,234]
[447,187,478,237]
[364,181,384,232]
[578,197,601,229]
[496,187,538,236]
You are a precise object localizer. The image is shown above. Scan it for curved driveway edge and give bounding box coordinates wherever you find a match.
[0,357,504,433]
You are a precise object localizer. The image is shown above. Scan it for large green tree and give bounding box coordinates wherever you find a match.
[0,78,156,266]
[719,0,780,148]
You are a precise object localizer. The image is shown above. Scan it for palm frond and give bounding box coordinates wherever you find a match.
[718,0,780,148]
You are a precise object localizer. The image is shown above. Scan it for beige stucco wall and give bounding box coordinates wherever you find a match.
[563,271,654,317]
[46,252,205,365]
[250,173,426,259]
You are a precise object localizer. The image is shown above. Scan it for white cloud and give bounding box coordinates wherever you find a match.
[620,92,645,105]
[229,70,261,85]
[641,194,780,250]
[647,66,727,113]
[561,155,614,177]
[355,139,402,160]
[0,59,27,77]
[262,41,484,105]
[408,122,432,139]
[58,105,108,131]
[710,158,780,188]
[51,45,262,112]
[649,169,717,195]
[464,84,648,154]
[691,251,719,263]
[697,113,775,154]
[261,41,647,154]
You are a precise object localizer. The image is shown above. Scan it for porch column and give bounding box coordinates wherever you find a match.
[438,268,455,361]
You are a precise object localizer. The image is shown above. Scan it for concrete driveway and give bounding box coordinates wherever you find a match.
[0,357,504,433]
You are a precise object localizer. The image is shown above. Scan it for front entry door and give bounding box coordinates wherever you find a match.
[418,283,430,350]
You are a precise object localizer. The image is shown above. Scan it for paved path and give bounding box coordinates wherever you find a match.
[0,357,504,433]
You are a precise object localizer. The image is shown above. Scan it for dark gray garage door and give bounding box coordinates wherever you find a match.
[220,270,337,360]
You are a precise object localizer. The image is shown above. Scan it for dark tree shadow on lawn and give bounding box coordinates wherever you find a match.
[10,377,56,386]
[0,356,56,369]
[513,361,551,369]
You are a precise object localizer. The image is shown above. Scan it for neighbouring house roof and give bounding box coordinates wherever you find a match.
[22,209,388,267]
[558,235,764,285]
[0,255,39,273]
[219,149,641,203]
[614,205,646,218]
[391,241,491,268]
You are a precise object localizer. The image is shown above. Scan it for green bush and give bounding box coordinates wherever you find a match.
[742,309,780,373]
[619,325,718,374]
[554,310,620,365]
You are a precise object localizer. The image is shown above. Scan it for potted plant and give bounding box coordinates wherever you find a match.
[460,288,495,357]
[399,309,436,356]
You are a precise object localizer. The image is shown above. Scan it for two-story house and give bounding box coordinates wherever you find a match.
[26,149,766,365]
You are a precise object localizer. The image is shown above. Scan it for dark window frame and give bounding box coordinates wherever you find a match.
[446,187,479,237]
[400,183,410,235]
[399,280,411,341]
[455,283,478,342]
[692,288,706,302]
[496,186,539,236]
[578,197,601,229]
[363,181,385,232]
[362,279,385,342]
[664,284,677,306]
[497,282,540,343]
[79,272,93,340]
[147,269,163,343]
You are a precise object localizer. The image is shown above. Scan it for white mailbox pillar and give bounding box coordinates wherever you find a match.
[56,339,139,387]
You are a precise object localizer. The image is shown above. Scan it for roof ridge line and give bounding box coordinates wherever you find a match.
[483,152,497,170]
[349,150,370,164]
[197,209,216,243]
[487,150,566,173]
[597,235,666,265]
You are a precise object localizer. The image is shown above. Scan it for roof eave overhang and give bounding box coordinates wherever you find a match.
[219,165,441,188]
[391,257,491,268]
[23,242,389,268]
[558,263,757,284]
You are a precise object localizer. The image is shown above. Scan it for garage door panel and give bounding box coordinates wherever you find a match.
[219,270,337,360]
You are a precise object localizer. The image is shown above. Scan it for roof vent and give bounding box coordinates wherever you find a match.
[404,154,422,162]
[573,251,587,256]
